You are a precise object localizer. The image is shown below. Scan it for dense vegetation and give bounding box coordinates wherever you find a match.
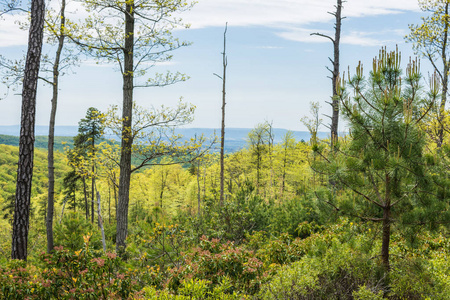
[0,135,73,152]
[2,0,450,298]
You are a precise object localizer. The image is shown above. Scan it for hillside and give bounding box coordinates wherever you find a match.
[0,144,70,219]
[0,135,73,152]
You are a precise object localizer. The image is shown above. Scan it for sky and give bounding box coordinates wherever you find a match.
[0,0,429,132]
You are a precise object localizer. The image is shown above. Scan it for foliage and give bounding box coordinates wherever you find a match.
[54,211,103,251]
[0,235,141,299]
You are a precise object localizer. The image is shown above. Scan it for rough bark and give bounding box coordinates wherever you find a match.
[11,0,45,260]
[116,2,135,253]
[46,0,66,254]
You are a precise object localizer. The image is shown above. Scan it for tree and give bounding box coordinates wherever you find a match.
[314,48,439,271]
[213,23,228,207]
[0,0,79,253]
[71,0,194,252]
[69,108,105,223]
[311,0,345,149]
[300,101,323,147]
[407,0,450,147]
[248,122,272,195]
[279,131,296,196]
[11,0,45,260]
[103,102,206,251]
[46,0,74,254]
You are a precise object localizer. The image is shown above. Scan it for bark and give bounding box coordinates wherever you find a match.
[330,0,342,149]
[197,158,201,217]
[91,165,95,223]
[311,0,343,149]
[116,2,135,253]
[381,173,391,271]
[219,24,227,206]
[46,0,66,254]
[12,0,45,260]
[82,177,89,220]
[96,191,107,253]
[59,196,68,224]
[437,3,449,148]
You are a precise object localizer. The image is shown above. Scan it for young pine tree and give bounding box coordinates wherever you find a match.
[314,48,444,271]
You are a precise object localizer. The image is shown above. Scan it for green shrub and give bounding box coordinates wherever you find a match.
[54,211,102,251]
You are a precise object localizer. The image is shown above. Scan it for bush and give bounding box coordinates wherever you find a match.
[166,236,266,295]
[0,234,141,299]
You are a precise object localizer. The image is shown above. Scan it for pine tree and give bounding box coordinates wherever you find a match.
[314,48,443,271]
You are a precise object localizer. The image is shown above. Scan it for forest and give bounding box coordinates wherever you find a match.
[1,0,450,299]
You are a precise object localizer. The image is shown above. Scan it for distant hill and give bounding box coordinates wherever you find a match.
[0,135,73,152]
[0,126,330,153]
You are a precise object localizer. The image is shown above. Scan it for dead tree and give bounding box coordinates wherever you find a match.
[311,0,345,149]
[214,23,228,206]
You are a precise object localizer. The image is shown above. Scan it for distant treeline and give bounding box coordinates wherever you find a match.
[0,135,73,152]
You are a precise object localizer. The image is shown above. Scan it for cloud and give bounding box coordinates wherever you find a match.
[182,0,420,29]
[0,0,420,48]
[276,26,407,47]
[0,14,28,47]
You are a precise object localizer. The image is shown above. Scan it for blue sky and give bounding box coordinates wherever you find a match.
[0,0,429,131]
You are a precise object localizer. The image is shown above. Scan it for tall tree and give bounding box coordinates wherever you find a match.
[248,122,272,195]
[70,108,105,223]
[311,0,344,149]
[11,0,45,260]
[214,23,228,206]
[103,102,206,251]
[73,0,193,252]
[407,0,450,147]
[46,0,70,254]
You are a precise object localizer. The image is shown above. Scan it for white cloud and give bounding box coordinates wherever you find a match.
[0,0,420,48]
[276,26,407,47]
[0,14,28,47]
[182,0,420,29]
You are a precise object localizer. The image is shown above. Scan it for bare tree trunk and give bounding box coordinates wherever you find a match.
[311,0,344,150]
[47,0,66,254]
[91,165,95,223]
[96,191,107,253]
[108,183,111,224]
[83,177,89,220]
[59,196,68,224]
[437,3,449,148]
[216,23,228,207]
[116,3,135,253]
[197,158,201,217]
[11,0,45,260]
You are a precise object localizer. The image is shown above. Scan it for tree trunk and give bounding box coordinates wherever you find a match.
[116,2,135,253]
[96,191,107,253]
[381,205,391,270]
[381,174,391,271]
[330,0,342,149]
[12,0,45,260]
[197,158,201,217]
[91,165,95,223]
[83,177,89,220]
[437,3,449,148]
[219,24,227,207]
[46,0,66,254]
